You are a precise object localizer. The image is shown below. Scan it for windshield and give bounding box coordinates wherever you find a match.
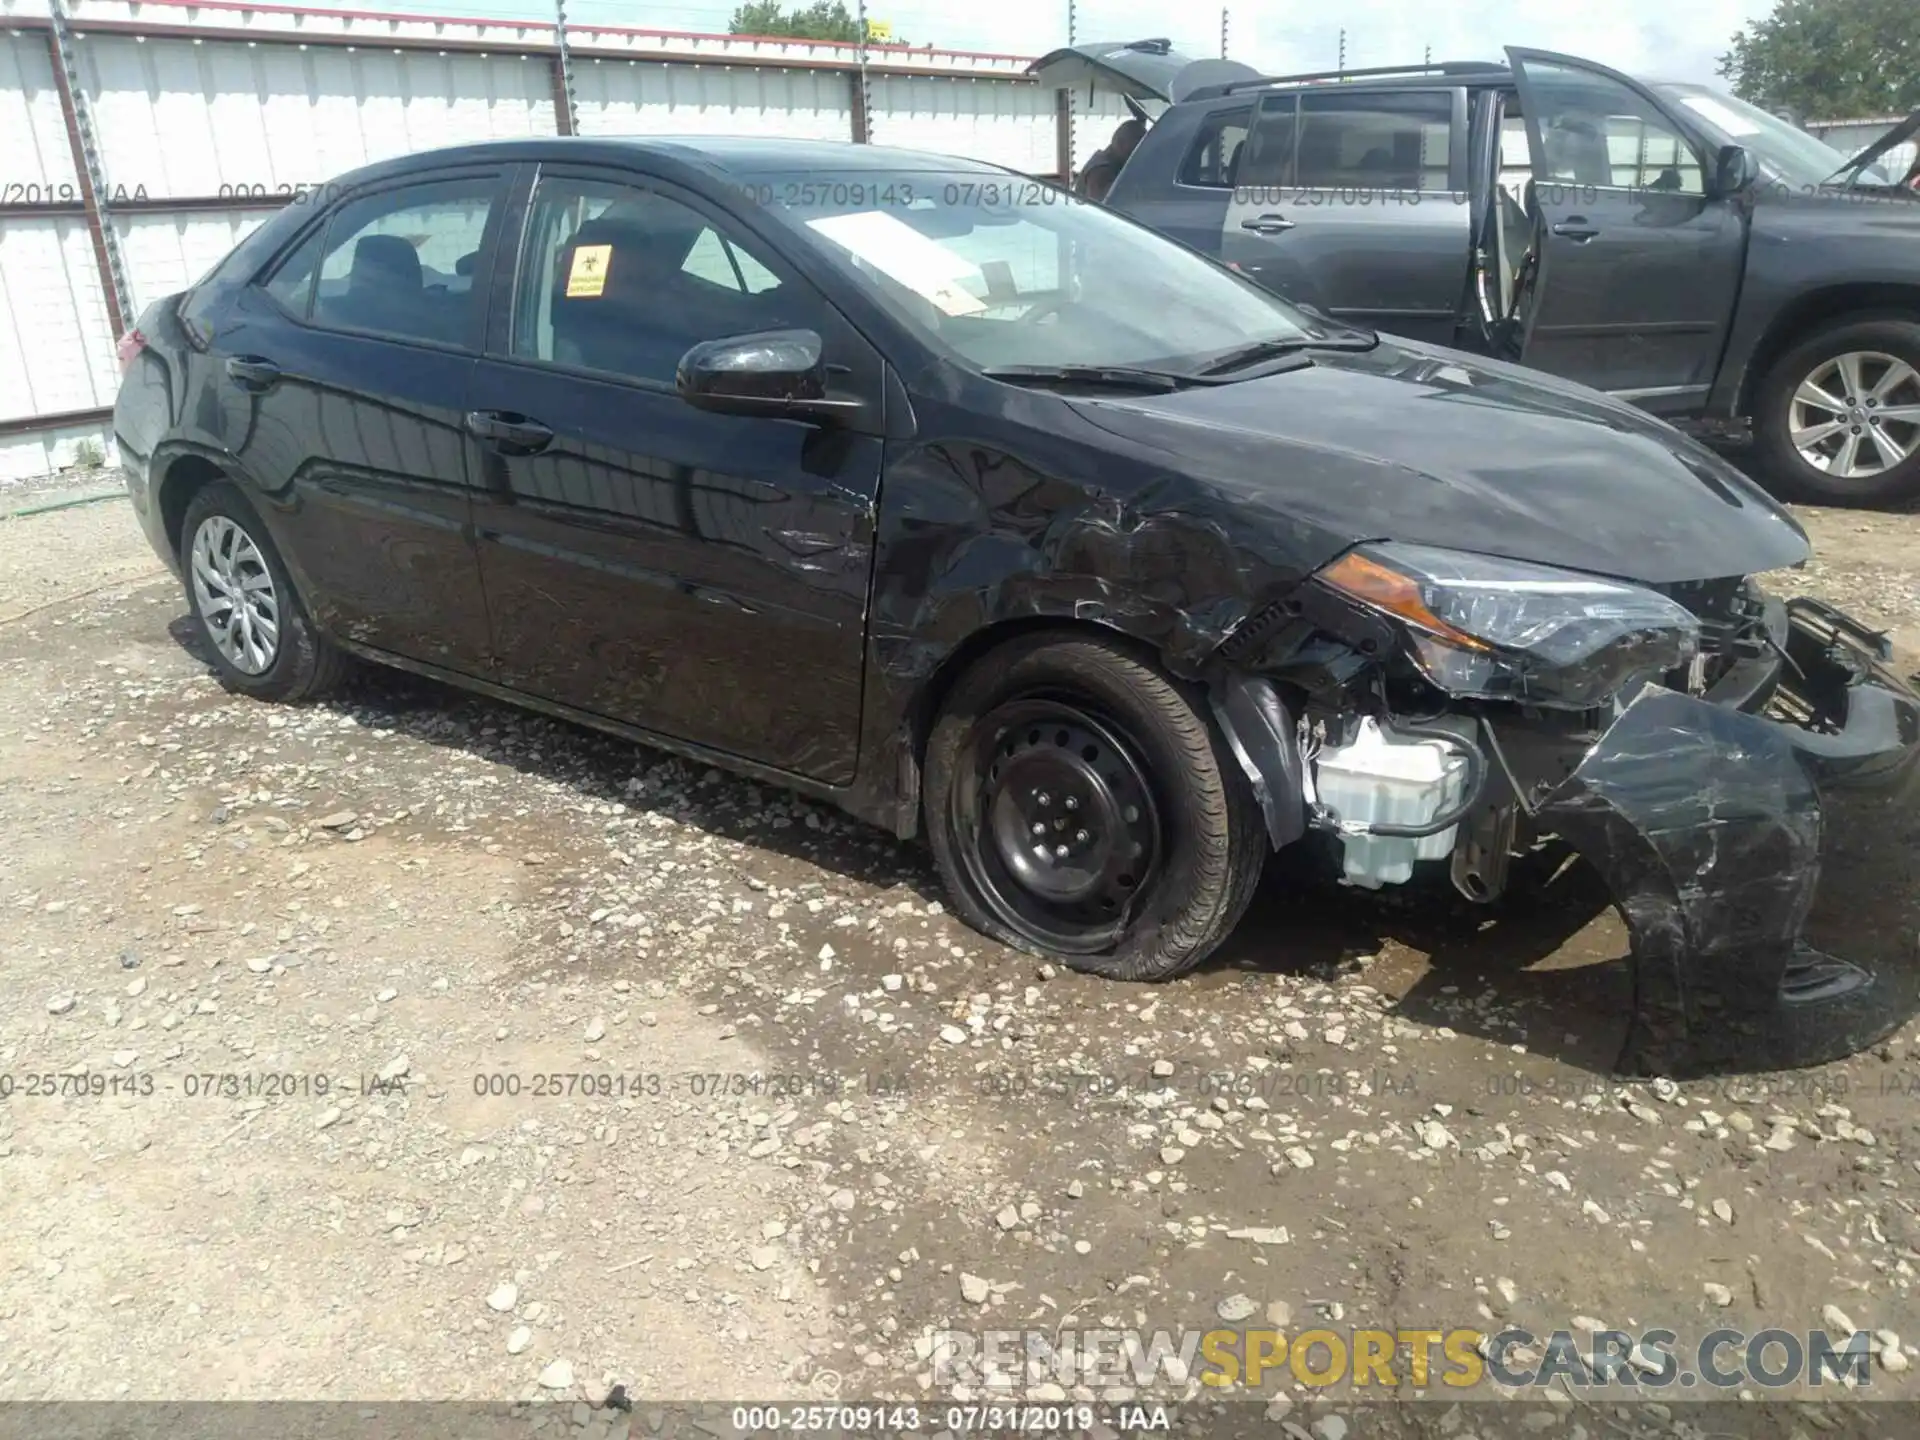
[750,171,1338,373]
[1654,84,1898,188]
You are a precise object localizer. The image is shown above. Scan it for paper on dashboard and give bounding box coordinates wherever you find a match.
[805,210,988,316]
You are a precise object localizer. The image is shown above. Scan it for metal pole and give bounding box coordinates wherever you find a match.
[855,0,873,143]
[552,0,578,134]
[46,0,132,338]
[1220,8,1228,60]
[1338,29,1346,78]
[1066,0,1077,181]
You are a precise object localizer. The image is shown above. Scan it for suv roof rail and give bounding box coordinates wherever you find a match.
[1183,59,1508,102]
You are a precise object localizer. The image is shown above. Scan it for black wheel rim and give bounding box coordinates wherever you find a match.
[953,695,1164,955]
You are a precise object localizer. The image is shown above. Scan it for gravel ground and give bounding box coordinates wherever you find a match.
[3,489,1920,1432]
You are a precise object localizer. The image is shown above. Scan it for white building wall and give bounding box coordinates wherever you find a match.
[77,36,557,201]
[0,1,1063,482]
[0,216,118,422]
[868,74,1058,172]
[572,57,851,141]
[0,30,79,197]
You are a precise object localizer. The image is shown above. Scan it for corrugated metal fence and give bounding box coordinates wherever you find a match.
[0,0,1128,483]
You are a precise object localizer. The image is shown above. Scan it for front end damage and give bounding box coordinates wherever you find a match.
[1214,559,1920,1078]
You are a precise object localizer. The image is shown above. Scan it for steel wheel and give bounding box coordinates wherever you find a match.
[1788,350,1920,483]
[189,514,280,674]
[952,695,1164,954]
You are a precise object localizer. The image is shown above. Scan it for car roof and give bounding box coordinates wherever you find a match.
[1178,61,1512,104]
[357,134,1009,178]
[1180,60,1700,108]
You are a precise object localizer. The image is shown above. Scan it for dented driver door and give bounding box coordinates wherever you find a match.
[463,161,885,785]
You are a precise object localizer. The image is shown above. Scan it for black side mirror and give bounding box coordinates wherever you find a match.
[1712,143,1758,197]
[675,329,862,423]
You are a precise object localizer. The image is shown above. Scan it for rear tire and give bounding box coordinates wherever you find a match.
[923,631,1265,981]
[1754,318,1920,505]
[179,481,345,702]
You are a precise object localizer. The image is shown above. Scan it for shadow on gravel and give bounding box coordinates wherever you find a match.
[168,607,1918,1084]
[167,613,948,903]
[1212,843,1634,1078]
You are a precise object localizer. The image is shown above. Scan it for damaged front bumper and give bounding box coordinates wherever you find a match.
[1539,597,1920,1077]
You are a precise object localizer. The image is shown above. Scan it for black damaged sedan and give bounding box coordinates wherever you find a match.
[115,137,1920,1075]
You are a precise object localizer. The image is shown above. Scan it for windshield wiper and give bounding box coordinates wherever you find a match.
[1194,333,1377,377]
[981,364,1188,393]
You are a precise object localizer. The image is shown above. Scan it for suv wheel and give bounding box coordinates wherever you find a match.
[180,482,346,701]
[1755,318,1920,504]
[923,631,1265,981]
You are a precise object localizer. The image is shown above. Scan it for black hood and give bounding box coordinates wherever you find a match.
[1067,338,1810,586]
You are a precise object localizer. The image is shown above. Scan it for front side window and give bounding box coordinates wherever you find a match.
[511,175,812,386]
[1521,61,1703,194]
[1296,90,1453,191]
[309,178,497,346]
[1179,107,1252,188]
[756,171,1317,373]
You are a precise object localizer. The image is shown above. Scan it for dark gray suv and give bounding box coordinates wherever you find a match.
[1108,47,1920,503]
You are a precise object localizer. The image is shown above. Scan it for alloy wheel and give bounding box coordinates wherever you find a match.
[954,696,1164,954]
[1788,350,1920,482]
[189,514,281,674]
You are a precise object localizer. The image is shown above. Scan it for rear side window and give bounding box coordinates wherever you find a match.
[1236,97,1298,186]
[1296,90,1454,191]
[308,178,498,348]
[1178,106,1252,187]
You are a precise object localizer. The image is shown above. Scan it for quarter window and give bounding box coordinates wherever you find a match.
[1178,107,1252,188]
[1295,90,1453,191]
[309,179,497,346]
[511,175,811,386]
[260,224,326,319]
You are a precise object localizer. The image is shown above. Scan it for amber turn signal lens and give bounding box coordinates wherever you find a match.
[1319,550,1491,653]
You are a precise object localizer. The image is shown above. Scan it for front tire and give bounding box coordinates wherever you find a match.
[923,632,1265,981]
[1754,318,1920,505]
[180,481,345,702]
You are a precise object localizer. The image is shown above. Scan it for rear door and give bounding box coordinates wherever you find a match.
[216,169,508,672]
[1506,48,1746,408]
[1223,87,1471,343]
[1106,100,1251,255]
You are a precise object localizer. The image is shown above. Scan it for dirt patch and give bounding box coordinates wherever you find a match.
[2,494,1918,1427]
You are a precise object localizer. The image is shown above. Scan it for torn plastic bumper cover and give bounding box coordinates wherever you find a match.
[1540,599,1920,1076]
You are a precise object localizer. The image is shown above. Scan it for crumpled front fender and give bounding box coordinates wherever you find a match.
[1540,685,1919,1078]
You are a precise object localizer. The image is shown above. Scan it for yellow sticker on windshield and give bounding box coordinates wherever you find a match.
[566,244,612,298]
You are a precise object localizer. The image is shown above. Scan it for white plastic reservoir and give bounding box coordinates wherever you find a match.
[1312,718,1469,889]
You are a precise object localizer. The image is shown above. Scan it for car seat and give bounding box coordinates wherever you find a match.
[549,214,704,382]
[325,234,428,335]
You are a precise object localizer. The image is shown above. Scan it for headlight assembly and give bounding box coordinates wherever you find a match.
[1317,542,1701,709]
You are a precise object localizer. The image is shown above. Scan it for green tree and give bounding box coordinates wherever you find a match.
[729,1,904,44]
[1718,0,1920,120]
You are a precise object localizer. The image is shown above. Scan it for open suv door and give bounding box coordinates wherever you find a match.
[1498,47,1748,413]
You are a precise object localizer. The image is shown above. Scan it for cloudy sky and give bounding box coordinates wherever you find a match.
[413,0,1780,88]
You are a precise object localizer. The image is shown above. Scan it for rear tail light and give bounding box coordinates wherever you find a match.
[115,327,147,373]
